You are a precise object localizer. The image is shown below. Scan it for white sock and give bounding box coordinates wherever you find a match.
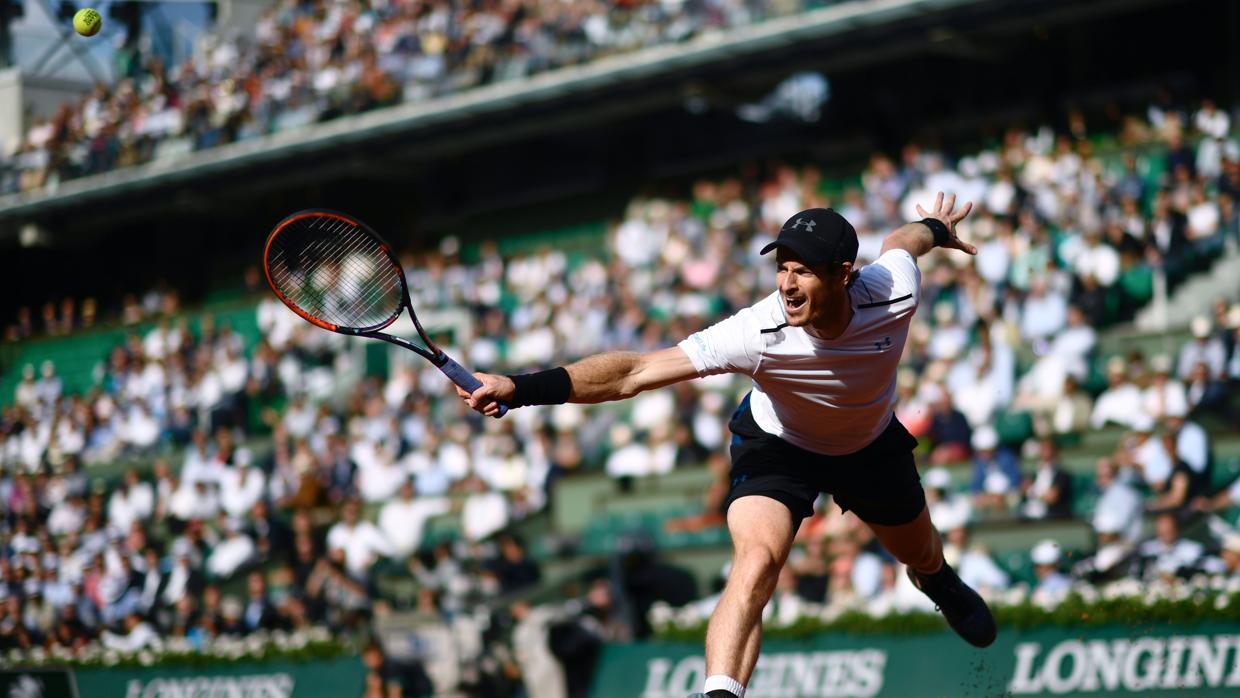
[704,674,745,697]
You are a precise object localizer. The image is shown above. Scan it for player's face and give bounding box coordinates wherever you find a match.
[775,250,847,327]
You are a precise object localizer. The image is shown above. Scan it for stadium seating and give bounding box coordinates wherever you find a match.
[2,86,1239,698]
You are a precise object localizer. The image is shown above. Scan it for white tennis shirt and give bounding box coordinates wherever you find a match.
[678,249,920,455]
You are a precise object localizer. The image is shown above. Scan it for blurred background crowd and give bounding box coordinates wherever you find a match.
[2,0,1240,691]
[1,0,815,195]
[3,83,1240,694]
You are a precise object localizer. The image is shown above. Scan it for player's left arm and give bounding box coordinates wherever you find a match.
[881,191,977,259]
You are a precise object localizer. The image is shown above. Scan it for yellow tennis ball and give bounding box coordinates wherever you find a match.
[74,8,102,37]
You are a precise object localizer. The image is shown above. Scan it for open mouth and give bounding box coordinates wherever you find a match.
[784,297,806,311]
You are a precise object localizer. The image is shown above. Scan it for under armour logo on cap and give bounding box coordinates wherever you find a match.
[762,208,859,266]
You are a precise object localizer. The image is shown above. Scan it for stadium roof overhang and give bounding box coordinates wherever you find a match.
[0,0,1184,241]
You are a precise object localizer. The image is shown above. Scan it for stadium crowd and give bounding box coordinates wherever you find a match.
[2,282,182,345]
[0,0,818,196]
[3,94,1240,695]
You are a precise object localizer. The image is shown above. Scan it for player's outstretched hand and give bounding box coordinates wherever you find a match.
[455,373,514,418]
[916,191,976,255]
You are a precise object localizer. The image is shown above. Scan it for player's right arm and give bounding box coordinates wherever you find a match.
[459,346,700,416]
[460,303,763,417]
[564,347,700,402]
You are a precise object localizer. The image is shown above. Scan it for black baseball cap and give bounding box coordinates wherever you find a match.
[760,208,859,267]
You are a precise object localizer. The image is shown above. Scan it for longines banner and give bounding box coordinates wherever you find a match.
[594,624,1240,698]
[69,658,364,698]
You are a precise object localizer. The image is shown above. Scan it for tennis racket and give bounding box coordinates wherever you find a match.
[262,209,507,416]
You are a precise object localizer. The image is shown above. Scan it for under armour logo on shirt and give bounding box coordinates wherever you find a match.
[790,218,817,232]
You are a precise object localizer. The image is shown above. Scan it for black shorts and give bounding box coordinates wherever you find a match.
[725,394,926,527]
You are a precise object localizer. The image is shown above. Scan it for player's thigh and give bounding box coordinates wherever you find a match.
[724,426,818,574]
[726,495,798,581]
[726,430,820,527]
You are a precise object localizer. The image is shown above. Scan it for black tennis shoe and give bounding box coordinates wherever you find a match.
[907,561,997,648]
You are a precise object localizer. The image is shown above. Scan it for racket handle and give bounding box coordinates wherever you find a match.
[439,356,509,417]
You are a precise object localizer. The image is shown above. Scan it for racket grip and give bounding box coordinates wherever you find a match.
[439,356,509,417]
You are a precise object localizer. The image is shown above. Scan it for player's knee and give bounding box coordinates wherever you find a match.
[731,546,781,591]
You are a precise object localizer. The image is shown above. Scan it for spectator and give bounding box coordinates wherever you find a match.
[1067,227,1120,289]
[489,534,542,594]
[1142,355,1189,421]
[1021,438,1074,520]
[1030,540,1072,606]
[968,426,1021,514]
[1186,359,1229,413]
[940,520,1009,596]
[361,641,434,698]
[1120,415,1175,491]
[378,480,452,560]
[1136,513,1205,580]
[604,424,657,480]
[1075,510,1137,583]
[1020,277,1069,343]
[1047,305,1097,370]
[1047,375,1094,437]
[1194,99,1232,179]
[206,518,257,579]
[1091,457,1143,544]
[1178,316,1227,381]
[1217,532,1240,579]
[460,476,509,542]
[1215,298,1237,367]
[1167,411,1211,484]
[101,611,160,651]
[924,467,972,531]
[1091,357,1144,430]
[242,571,278,633]
[169,480,220,523]
[327,500,393,581]
[160,545,205,609]
[926,391,972,465]
[219,450,266,519]
[1193,464,1240,519]
[246,500,292,563]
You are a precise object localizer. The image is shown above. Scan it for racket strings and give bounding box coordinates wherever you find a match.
[267,215,404,329]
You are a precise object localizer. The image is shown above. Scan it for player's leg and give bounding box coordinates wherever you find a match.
[864,503,995,647]
[836,418,996,648]
[703,494,797,693]
[865,504,942,574]
[698,396,817,697]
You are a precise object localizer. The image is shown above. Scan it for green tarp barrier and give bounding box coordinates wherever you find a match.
[0,669,78,697]
[595,624,1240,697]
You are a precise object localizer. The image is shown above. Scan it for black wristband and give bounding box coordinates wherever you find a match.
[507,367,572,408]
[918,218,951,247]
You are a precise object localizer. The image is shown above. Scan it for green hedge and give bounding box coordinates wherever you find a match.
[653,589,1240,641]
[6,631,353,670]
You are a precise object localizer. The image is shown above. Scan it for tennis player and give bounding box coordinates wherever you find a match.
[458,192,996,698]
